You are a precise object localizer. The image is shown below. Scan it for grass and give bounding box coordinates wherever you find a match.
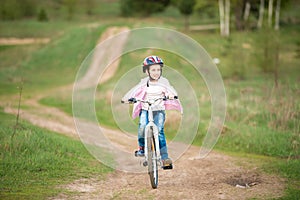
[35,26,299,156]
[39,95,72,117]
[217,122,298,157]
[212,76,300,157]
[0,3,299,198]
[216,150,300,200]
[37,0,121,21]
[0,20,110,95]
[263,158,300,200]
[0,110,112,199]
[0,20,77,38]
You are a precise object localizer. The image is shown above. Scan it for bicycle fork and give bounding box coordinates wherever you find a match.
[143,112,161,167]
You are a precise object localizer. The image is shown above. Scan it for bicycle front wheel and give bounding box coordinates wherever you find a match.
[147,127,158,189]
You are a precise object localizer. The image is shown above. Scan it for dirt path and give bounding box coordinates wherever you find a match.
[52,150,285,200]
[2,27,285,200]
[0,37,50,45]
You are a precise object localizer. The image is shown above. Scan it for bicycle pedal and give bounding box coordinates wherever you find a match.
[162,164,173,170]
[142,160,148,167]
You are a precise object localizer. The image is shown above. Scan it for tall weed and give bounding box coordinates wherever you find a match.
[263,84,299,133]
[222,80,299,158]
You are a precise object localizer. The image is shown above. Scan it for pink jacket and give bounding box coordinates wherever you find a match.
[122,77,183,119]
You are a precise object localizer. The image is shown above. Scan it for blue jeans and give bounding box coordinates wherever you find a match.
[138,110,168,160]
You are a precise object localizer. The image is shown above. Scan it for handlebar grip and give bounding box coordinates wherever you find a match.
[121,99,136,104]
[164,96,178,100]
[128,98,137,103]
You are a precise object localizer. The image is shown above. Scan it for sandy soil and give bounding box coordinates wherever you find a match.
[2,27,285,200]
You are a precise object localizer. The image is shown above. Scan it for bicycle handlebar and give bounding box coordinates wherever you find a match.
[121,96,178,104]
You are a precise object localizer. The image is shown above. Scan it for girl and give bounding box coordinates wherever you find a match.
[122,55,182,167]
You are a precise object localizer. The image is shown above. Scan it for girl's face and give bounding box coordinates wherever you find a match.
[147,64,162,81]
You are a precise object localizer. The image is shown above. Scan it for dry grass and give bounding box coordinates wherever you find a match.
[264,84,300,133]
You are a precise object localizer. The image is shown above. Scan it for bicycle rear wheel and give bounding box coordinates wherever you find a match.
[147,127,158,189]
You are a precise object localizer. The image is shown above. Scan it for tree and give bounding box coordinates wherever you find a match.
[219,0,230,36]
[243,1,251,21]
[194,0,218,19]
[268,0,274,27]
[257,0,265,28]
[64,0,77,20]
[233,0,244,30]
[274,0,281,30]
[0,0,37,20]
[219,0,225,35]
[266,0,284,30]
[120,0,170,17]
[225,0,230,35]
[178,0,196,31]
[85,0,95,15]
[37,8,49,22]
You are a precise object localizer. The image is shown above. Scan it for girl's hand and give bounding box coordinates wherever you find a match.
[168,95,175,100]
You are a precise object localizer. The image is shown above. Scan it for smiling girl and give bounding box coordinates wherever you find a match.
[122,55,183,167]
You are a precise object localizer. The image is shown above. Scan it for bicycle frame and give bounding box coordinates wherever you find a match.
[144,103,161,168]
[121,96,177,188]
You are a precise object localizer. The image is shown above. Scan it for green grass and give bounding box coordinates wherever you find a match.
[216,123,298,157]
[1,4,299,198]
[216,151,300,200]
[0,22,108,95]
[0,110,112,199]
[37,0,121,21]
[263,158,300,200]
[37,27,299,159]
[39,95,72,117]
[0,20,78,38]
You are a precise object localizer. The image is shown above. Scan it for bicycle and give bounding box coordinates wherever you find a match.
[121,96,176,189]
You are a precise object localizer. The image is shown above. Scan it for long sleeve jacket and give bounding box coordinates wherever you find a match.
[122,76,183,119]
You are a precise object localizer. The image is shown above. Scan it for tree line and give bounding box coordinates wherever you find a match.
[0,0,294,34]
[218,0,290,36]
[0,0,95,21]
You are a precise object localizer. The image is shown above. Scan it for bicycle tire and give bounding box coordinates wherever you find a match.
[147,127,158,189]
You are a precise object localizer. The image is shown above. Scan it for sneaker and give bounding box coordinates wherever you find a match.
[162,158,172,166]
[134,147,144,157]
